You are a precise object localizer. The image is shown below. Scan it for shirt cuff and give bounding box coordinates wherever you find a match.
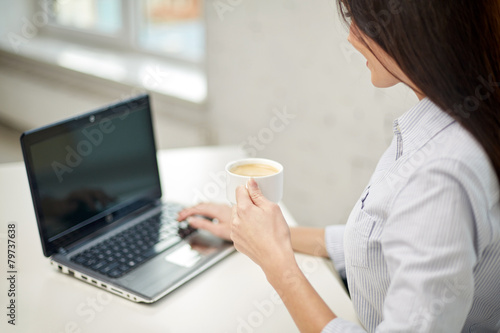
[325,224,346,279]
[322,318,366,333]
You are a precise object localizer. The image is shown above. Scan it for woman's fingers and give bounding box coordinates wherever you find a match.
[246,178,268,206]
[229,178,294,270]
[235,184,253,210]
[177,202,216,221]
[177,202,233,241]
[235,179,270,211]
[187,216,230,240]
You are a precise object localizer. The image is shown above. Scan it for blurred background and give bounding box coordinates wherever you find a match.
[0,0,417,227]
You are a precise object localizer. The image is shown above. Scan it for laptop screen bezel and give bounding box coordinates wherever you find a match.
[20,94,162,257]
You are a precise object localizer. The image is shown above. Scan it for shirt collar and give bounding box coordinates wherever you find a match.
[393,97,456,156]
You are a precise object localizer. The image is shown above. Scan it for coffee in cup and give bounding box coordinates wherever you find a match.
[225,158,283,205]
[229,163,279,177]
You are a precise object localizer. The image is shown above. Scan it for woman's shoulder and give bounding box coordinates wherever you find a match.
[419,120,499,207]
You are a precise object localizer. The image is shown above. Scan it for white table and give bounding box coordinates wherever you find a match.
[0,146,359,332]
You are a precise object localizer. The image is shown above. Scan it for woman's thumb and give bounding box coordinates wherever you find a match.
[247,178,267,206]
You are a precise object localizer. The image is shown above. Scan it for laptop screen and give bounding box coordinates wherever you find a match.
[21,95,162,257]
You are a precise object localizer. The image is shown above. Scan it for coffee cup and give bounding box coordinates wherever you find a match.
[225,158,283,205]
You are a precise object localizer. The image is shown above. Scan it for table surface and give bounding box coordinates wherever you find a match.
[0,145,359,332]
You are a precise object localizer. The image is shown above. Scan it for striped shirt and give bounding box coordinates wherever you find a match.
[323,98,500,332]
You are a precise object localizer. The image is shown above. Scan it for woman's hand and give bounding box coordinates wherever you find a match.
[177,202,232,241]
[232,179,336,332]
[231,178,296,275]
[180,181,336,332]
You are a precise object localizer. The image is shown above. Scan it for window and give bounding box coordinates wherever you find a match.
[140,0,204,62]
[48,0,205,64]
[52,0,122,34]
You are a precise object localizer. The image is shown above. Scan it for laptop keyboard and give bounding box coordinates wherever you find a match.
[70,204,196,278]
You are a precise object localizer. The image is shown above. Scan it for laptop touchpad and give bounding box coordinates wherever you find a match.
[165,243,203,267]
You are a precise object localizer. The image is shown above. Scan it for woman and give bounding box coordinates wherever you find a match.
[178,1,500,332]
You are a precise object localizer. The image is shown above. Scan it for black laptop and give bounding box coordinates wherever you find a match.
[20,94,234,302]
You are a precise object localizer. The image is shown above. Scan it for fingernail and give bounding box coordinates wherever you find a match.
[247,178,258,190]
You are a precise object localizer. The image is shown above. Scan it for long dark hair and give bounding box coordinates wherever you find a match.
[338,0,500,187]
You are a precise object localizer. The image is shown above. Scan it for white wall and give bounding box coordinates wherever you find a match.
[206,0,418,226]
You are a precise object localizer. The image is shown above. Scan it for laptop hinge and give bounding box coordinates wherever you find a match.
[58,247,68,255]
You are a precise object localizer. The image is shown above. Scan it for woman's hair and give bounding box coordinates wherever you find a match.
[338,0,500,187]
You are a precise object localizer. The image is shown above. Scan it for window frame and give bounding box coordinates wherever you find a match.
[40,0,205,68]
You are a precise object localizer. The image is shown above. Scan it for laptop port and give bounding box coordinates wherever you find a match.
[110,288,123,294]
[81,275,88,280]
[68,270,74,276]
[101,283,107,288]
[91,279,97,284]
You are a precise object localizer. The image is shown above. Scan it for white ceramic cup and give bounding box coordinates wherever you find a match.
[225,158,283,205]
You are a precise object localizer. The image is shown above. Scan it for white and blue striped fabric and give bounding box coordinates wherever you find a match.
[323,98,500,332]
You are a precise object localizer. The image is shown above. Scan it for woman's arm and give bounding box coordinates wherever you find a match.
[290,227,329,257]
[177,190,338,332]
[265,257,337,333]
[178,204,330,258]
[231,179,336,333]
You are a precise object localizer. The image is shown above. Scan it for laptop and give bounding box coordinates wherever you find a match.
[20,94,234,303]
